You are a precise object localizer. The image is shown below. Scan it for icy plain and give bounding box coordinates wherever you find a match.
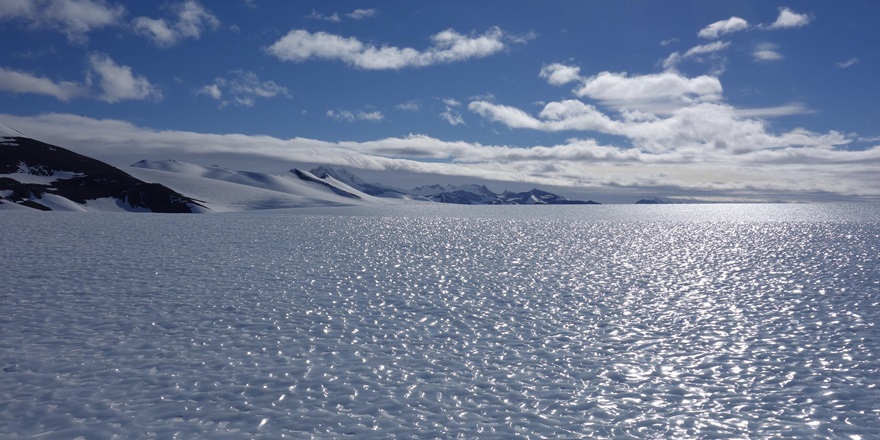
[2,204,880,438]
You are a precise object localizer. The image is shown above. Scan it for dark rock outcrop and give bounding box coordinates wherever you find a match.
[0,136,204,212]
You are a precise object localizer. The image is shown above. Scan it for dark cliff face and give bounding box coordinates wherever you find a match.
[0,136,204,213]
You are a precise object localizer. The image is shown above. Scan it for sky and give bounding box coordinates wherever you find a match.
[1,0,879,203]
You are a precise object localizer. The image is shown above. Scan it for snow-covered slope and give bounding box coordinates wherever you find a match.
[128,160,396,212]
[310,165,414,199]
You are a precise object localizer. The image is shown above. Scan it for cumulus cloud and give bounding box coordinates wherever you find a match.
[0,0,126,42]
[539,63,582,86]
[0,67,86,100]
[573,71,723,112]
[541,67,723,113]
[470,100,619,133]
[471,64,844,159]
[266,27,524,70]
[199,70,288,107]
[698,16,748,39]
[133,0,219,47]
[347,8,377,20]
[87,53,162,103]
[0,54,159,103]
[768,7,811,29]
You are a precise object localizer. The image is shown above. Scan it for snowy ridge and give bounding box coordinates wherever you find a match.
[129,160,397,212]
[310,165,413,199]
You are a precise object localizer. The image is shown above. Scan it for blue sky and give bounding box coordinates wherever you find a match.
[1,0,879,202]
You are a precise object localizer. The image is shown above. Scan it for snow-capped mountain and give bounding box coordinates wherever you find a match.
[1,129,599,212]
[310,166,599,205]
[635,198,673,204]
[0,134,204,213]
[310,165,411,199]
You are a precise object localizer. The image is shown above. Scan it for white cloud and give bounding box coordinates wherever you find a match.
[132,17,176,46]
[753,50,782,61]
[307,8,377,22]
[540,68,724,113]
[539,63,582,86]
[306,10,340,22]
[573,71,723,112]
[1,53,159,103]
[753,43,783,61]
[396,100,420,112]
[358,111,385,122]
[0,0,126,42]
[663,41,730,71]
[266,27,522,70]
[133,0,219,47]
[836,57,859,69]
[87,53,162,103]
[0,67,86,100]
[347,8,377,20]
[734,102,811,117]
[200,71,288,107]
[440,109,465,126]
[470,89,839,156]
[326,109,354,122]
[768,7,811,29]
[327,109,384,122]
[698,16,748,39]
[439,98,465,125]
[198,83,222,100]
[683,41,730,58]
[469,100,619,133]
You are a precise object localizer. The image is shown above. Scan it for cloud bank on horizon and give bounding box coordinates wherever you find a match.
[1,1,878,202]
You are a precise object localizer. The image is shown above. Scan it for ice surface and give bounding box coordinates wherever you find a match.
[1,205,879,438]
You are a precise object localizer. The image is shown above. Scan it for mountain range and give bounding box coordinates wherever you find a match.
[1,131,598,212]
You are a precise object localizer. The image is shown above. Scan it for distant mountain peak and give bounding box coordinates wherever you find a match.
[635,198,672,204]
[307,166,598,205]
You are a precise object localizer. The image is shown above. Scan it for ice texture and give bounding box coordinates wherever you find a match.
[1,205,879,438]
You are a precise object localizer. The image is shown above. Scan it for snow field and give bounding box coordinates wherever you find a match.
[1,207,879,438]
